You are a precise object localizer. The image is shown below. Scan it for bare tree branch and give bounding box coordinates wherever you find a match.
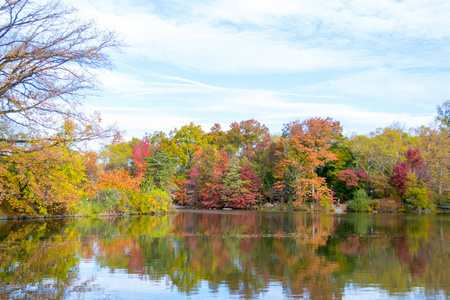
[0,0,121,150]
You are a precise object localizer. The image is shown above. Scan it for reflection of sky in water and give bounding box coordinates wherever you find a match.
[75,259,287,299]
[343,285,446,300]
[74,258,446,299]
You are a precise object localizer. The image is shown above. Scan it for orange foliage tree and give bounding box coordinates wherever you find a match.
[275,117,342,206]
[94,169,140,191]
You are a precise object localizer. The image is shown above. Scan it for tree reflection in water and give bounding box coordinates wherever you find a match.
[0,212,448,299]
[0,220,101,299]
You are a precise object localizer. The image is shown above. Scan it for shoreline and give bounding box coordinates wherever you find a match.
[3,206,447,221]
[0,211,171,221]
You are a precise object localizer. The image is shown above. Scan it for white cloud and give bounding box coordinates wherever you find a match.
[97,71,215,97]
[112,14,367,73]
[92,99,434,138]
[69,0,450,75]
[89,106,198,138]
[90,71,437,137]
[196,0,450,39]
[302,69,450,105]
[69,0,377,74]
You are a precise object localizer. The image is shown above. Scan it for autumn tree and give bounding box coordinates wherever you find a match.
[175,148,204,206]
[167,123,205,171]
[390,148,434,210]
[0,142,87,214]
[338,168,369,190]
[0,0,119,147]
[412,126,449,198]
[416,101,450,204]
[100,132,137,172]
[391,148,429,196]
[129,131,171,177]
[131,138,151,177]
[346,127,410,197]
[221,157,261,209]
[275,117,341,206]
[225,119,271,158]
[84,151,101,184]
[239,162,262,207]
[205,123,226,147]
[198,148,230,208]
[226,120,273,189]
[0,0,120,214]
[176,144,221,206]
[147,131,170,153]
[174,168,198,206]
[94,169,140,191]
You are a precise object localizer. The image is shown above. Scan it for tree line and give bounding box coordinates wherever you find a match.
[94,106,449,213]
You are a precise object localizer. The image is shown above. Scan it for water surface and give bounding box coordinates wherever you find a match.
[0,210,448,299]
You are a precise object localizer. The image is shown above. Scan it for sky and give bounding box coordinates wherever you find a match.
[69,0,450,139]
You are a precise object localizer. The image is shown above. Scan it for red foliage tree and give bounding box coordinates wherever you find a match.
[405,148,429,184]
[390,148,429,197]
[131,138,151,177]
[391,162,410,195]
[240,163,262,207]
[175,151,201,206]
[199,148,230,208]
[338,168,370,188]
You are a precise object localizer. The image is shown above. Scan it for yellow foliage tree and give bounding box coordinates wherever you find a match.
[0,0,120,214]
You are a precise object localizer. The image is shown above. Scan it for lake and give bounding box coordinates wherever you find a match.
[0,210,448,299]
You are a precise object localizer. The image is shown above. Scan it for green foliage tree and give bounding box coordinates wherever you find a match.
[319,140,357,201]
[144,151,177,193]
[347,189,372,212]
